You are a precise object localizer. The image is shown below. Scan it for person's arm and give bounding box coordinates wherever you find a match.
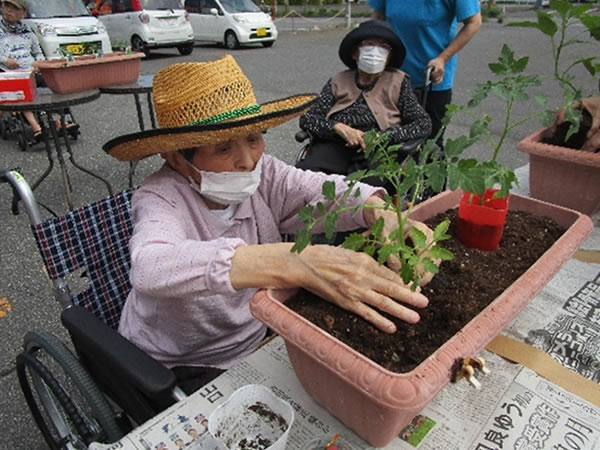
[384,76,432,144]
[30,32,45,63]
[299,79,340,140]
[230,238,428,334]
[428,12,482,84]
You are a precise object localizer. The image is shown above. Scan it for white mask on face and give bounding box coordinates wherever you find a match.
[187,155,263,205]
[357,45,390,74]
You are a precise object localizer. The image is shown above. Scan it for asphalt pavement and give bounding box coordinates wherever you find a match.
[1,6,598,449]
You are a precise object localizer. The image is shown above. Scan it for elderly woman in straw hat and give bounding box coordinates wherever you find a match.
[298,20,431,185]
[104,55,436,392]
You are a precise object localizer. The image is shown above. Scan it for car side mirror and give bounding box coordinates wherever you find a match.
[210,7,218,16]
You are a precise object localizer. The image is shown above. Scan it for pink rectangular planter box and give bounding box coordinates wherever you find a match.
[518,128,600,215]
[250,190,593,447]
[38,52,144,95]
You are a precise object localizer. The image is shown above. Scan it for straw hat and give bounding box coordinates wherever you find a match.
[103,55,316,161]
[338,20,406,70]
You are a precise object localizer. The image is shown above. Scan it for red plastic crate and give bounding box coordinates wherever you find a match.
[0,70,36,103]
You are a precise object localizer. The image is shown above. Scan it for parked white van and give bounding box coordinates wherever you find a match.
[184,0,277,49]
[23,0,112,59]
[92,0,195,57]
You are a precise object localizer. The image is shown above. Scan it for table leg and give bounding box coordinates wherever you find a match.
[48,113,74,210]
[55,111,115,203]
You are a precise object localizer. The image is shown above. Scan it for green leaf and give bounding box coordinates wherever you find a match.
[377,245,396,266]
[401,264,414,285]
[291,229,311,253]
[298,205,314,223]
[512,56,529,74]
[537,10,559,36]
[324,213,338,240]
[410,227,427,249]
[433,220,450,241]
[370,216,385,240]
[429,245,454,261]
[364,244,377,258]
[421,258,440,274]
[581,14,600,41]
[341,232,366,251]
[550,0,571,19]
[322,180,336,201]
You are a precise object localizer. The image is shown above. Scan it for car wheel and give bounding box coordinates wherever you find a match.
[131,35,149,57]
[177,43,193,56]
[262,41,274,48]
[224,31,240,50]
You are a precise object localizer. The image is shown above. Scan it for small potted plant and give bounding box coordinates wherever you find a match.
[508,0,600,214]
[37,48,144,95]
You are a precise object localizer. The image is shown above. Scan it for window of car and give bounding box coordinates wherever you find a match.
[184,0,200,13]
[220,0,260,13]
[199,0,219,14]
[112,0,134,12]
[27,0,91,18]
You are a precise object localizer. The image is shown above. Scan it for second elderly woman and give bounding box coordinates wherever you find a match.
[297,20,432,185]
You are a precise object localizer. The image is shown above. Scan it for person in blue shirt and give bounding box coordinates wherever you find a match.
[369,0,481,145]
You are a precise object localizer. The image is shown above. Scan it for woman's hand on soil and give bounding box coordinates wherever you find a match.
[296,245,429,334]
[333,123,366,151]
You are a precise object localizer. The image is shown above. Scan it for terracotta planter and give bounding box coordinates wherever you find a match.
[517,128,600,215]
[249,190,593,447]
[38,52,144,95]
[457,188,510,251]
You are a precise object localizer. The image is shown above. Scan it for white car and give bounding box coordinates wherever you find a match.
[92,0,195,57]
[23,0,112,59]
[184,0,277,49]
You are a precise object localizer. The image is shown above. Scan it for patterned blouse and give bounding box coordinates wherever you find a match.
[299,72,431,145]
[0,18,44,72]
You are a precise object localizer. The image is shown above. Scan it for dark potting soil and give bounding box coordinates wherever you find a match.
[285,209,566,373]
[542,107,599,152]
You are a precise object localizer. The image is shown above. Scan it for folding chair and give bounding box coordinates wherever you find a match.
[1,169,186,449]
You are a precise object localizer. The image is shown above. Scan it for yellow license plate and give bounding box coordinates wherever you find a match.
[256,28,267,37]
[64,44,85,55]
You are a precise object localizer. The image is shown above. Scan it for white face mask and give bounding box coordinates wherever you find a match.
[357,45,389,74]
[187,155,263,206]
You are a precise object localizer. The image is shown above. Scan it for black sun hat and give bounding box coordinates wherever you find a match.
[338,20,406,70]
[103,55,316,161]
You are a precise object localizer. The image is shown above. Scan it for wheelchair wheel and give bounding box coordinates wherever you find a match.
[0,115,9,140]
[17,330,123,449]
[16,131,27,151]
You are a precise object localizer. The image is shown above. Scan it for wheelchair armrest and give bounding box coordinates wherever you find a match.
[397,138,425,158]
[295,130,310,143]
[61,305,177,398]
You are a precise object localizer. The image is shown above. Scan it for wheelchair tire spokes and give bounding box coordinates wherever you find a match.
[17,330,124,449]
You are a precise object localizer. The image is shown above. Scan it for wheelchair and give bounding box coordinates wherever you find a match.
[0,108,80,151]
[1,169,186,449]
[294,66,440,204]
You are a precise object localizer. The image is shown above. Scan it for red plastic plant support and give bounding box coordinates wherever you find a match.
[456,188,510,251]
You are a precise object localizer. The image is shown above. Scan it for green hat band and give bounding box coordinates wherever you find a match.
[188,104,261,126]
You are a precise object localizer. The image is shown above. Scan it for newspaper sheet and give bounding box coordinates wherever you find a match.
[90,170,600,450]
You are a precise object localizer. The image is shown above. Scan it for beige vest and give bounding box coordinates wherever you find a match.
[326,69,405,131]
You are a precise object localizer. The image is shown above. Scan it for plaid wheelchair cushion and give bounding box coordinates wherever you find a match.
[32,189,134,329]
